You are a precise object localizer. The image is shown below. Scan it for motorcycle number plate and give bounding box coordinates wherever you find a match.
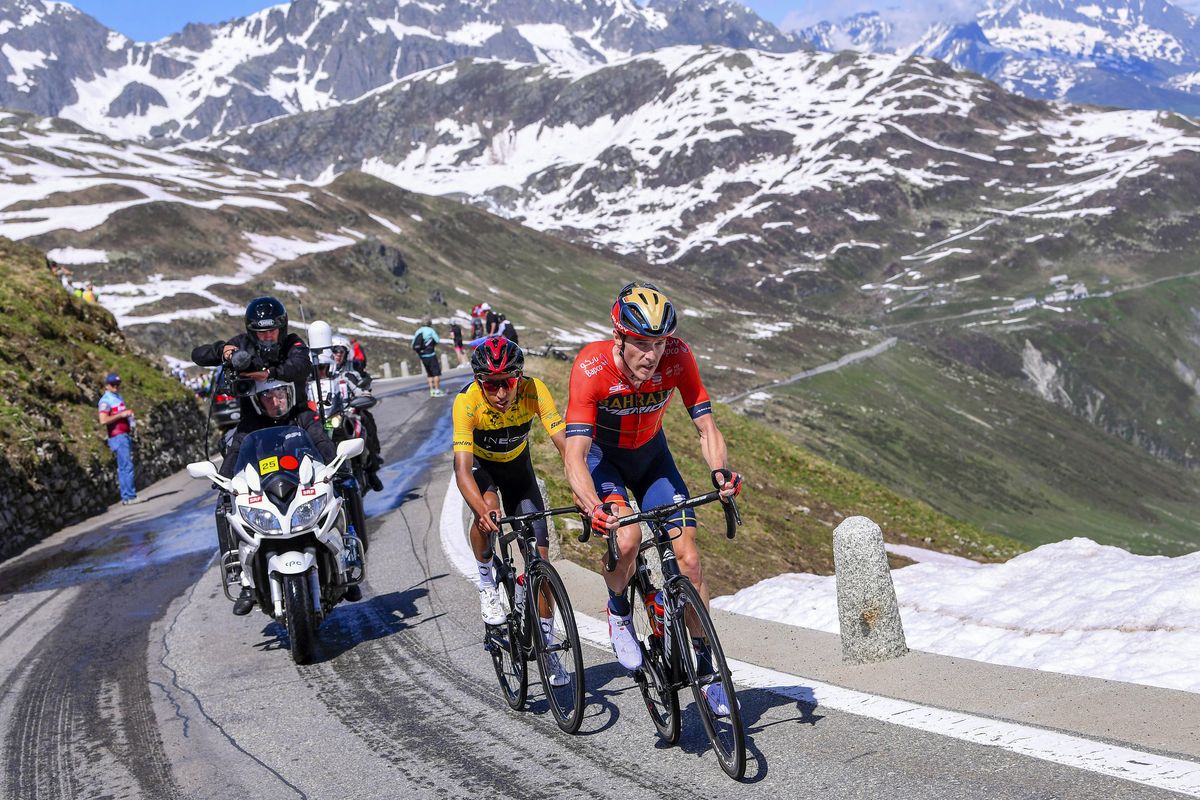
[259,456,279,474]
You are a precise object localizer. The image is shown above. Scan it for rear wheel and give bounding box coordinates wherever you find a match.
[671,577,745,780]
[529,562,585,734]
[487,559,527,710]
[629,583,680,744]
[282,572,318,665]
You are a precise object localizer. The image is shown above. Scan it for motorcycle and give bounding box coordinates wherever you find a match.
[187,428,366,664]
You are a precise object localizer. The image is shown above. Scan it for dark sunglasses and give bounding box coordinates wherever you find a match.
[478,375,519,391]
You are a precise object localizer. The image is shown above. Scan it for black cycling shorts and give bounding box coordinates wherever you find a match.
[472,449,548,547]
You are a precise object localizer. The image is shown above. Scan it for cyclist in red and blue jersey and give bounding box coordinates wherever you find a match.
[563,282,744,716]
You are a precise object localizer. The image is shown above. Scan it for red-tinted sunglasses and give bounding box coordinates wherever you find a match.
[478,375,519,391]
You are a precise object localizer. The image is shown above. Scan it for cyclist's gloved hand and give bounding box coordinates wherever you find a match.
[591,502,618,536]
[711,468,743,502]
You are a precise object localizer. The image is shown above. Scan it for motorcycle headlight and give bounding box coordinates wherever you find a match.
[290,495,328,531]
[239,505,282,534]
[328,413,343,429]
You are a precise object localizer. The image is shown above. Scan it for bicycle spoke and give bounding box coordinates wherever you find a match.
[530,563,585,734]
[629,583,680,744]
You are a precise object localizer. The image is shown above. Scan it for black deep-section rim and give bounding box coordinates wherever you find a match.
[529,562,585,734]
[487,558,527,710]
[671,577,746,780]
[283,572,316,665]
[629,582,681,744]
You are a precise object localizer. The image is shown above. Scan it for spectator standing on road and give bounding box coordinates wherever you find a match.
[471,303,486,338]
[485,305,501,336]
[97,372,141,506]
[411,319,443,397]
[449,320,467,366]
[83,283,97,304]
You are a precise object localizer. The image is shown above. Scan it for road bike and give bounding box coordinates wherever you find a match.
[484,506,586,733]
[583,491,746,779]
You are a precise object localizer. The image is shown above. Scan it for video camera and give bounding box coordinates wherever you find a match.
[227,348,268,397]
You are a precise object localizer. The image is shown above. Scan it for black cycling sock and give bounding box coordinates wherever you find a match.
[692,637,714,676]
[607,588,631,616]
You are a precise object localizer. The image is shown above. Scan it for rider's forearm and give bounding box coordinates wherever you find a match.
[697,419,730,473]
[453,457,489,519]
[563,454,600,511]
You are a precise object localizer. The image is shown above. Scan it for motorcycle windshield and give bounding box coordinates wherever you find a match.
[233,426,326,475]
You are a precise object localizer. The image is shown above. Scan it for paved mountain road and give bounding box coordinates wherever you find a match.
[0,375,1185,799]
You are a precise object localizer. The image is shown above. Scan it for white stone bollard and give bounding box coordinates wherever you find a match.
[381,362,392,379]
[441,353,450,372]
[400,360,410,378]
[833,516,908,664]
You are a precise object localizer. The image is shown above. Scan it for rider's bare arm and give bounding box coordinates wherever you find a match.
[453,451,498,534]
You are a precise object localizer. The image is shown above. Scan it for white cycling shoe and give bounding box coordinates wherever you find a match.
[607,608,643,670]
[479,586,506,626]
[701,680,739,717]
[544,652,570,687]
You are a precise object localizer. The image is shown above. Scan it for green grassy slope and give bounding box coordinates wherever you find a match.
[523,357,1023,597]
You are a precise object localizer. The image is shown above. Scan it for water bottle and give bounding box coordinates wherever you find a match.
[647,590,664,636]
[514,574,526,616]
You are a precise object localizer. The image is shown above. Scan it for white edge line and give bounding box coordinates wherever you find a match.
[438,477,1200,796]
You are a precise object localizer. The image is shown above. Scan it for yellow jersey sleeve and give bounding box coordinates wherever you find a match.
[531,377,565,437]
[452,391,475,453]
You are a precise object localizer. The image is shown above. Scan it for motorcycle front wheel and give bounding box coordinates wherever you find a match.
[283,572,318,665]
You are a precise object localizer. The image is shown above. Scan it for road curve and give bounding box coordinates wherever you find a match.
[0,373,1186,799]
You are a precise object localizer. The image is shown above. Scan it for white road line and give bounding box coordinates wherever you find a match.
[438,478,1200,797]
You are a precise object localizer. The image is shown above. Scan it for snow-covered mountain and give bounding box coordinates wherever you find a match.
[210,45,1200,272]
[0,0,801,141]
[800,0,1200,115]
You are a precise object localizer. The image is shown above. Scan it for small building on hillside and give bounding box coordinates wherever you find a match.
[1069,283,1089,300]
[1049,274,1069,285]
[1012,297,1038,312]
[1045,290,1070,303]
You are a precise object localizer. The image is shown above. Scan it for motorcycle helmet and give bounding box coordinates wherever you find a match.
[251,378,295,420]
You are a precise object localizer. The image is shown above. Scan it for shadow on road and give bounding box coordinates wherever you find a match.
[255,576,449,662]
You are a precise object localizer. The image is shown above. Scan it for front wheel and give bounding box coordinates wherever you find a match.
[529,562,585,734]
[282,572,318,665]
[671,577,745,780]
[486,559,527,711]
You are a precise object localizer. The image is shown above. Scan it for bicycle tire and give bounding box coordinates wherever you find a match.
[487,557,527,710]
[528,562,586,734]
[670,577,746,780]
[629,584,681,744]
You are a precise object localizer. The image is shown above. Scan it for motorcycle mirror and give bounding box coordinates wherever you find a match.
[348,395,376,410]
[187,461,217,480]
[243,463,261,493]
[309,320,333,351]
[232,475,250,496]
[299,455,314,485]
[337,438,365,459]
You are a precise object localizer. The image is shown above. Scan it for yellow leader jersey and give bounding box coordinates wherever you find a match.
[452,377,565,462]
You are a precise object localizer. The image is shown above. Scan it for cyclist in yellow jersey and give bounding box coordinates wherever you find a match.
[453,337,571,682]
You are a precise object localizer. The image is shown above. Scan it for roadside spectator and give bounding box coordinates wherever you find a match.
[485,305,501,336]
[411,319,443,397]
[449,320,467,366]
[97,372,141,506]
[73,284,84,299]
[498,313,519,345]
[351,337,367,371]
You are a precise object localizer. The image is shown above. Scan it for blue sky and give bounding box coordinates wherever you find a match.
[67,0,1200,42]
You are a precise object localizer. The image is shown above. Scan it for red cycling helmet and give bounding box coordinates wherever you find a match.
[470,336,524,377]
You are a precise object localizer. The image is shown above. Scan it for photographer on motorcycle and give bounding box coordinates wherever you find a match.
[192,297,343,615]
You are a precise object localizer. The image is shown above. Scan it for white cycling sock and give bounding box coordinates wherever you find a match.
[476,560,495,589]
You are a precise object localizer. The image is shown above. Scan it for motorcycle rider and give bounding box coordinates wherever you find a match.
[329,335,384,492]
[191,297,330,615]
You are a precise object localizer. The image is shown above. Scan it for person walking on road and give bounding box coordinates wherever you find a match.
[97,372,141,505]
[412,319,444,397]
[449,320,468,366]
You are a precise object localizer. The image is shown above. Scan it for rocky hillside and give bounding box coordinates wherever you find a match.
[801,0,1200,116]
[0,237,204,561]
[0,0,801,141]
